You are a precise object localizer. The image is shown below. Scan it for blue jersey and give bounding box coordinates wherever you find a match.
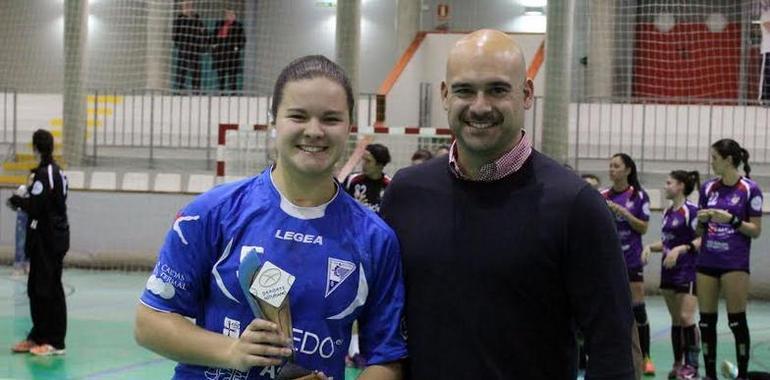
[698,177,763,271]
[140,169,407,380]
[601,186,650,269]
[660,200,699,285]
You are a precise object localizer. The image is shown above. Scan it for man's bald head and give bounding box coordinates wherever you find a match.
[440,29,534,171]
[446,29,527,84]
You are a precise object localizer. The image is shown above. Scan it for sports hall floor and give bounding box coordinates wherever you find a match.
[1,266,769,379]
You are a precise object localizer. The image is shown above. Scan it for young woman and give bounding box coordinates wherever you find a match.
[642,170,701,380]
[602,153,654,376]
[8,129,70,356]
[696,139,762,380]
[134,55,406,380]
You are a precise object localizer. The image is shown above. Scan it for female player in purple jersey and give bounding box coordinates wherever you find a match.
[696,139,762,380]
[642,170,701,380]
[602,153,654,376]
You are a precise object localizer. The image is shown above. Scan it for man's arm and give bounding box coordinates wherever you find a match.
[236,22,246,51]
[566,186,636,380]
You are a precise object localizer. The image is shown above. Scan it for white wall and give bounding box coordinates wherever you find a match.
[386,32,546,129]
[420,0,547,33]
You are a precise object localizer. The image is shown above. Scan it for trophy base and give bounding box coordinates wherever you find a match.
[276,362,320,380]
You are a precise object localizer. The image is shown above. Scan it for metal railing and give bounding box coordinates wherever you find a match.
[6,89,770,177]
[82,89,378,167]
[557,97,770,176]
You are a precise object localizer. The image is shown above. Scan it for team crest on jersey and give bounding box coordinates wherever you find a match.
[625,200,634,209]
[751,195,763,212]
[671,218,679,227]
[30,180,43,195]
[325,258,356,298]
[730,195,741,205]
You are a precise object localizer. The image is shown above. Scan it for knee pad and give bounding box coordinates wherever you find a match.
[699,312,718,330]
[728,312,748,333]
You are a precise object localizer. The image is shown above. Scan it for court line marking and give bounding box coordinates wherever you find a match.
[79,358,168,379]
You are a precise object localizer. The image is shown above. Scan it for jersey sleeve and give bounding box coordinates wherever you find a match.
[356,226,408,366]
[18,170,47,220]
[747,183,764,218]
[688,203,700,232]
[634,191,651,221]
[140,197,221,318]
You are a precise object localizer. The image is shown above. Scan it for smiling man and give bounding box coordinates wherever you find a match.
[380,29,635,379]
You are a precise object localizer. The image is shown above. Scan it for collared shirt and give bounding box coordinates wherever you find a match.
[448,130,533,182]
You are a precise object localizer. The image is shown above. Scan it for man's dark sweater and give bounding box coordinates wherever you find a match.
[380,150,635,380]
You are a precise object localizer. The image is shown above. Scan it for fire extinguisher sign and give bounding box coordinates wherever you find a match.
[437,4,450,22]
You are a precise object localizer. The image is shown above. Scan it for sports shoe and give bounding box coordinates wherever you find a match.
[644,356,656,376]
[669,362,683,379]
[29,344,65,356]
[676,364,699,380]
[720,360,738,379]
[11,340,35,353]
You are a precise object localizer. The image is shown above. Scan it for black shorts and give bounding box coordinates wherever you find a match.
[660,281,696,295]
[627,266,644,283]
[697,266,750,279]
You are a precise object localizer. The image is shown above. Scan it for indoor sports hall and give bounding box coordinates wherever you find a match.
[1,1,770,379]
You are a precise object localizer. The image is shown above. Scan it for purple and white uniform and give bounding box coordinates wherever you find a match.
[698,177,763,271]
[601,186,651,269]
[660,200,699,286]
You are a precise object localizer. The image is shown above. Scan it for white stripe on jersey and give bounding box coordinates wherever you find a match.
[704,180,718,197]
[212,238,240,304]
[761,53,767,100]
[327,264,368,320]
[47,164,54,189]
[682,202,690,223]
[739,178,752,197]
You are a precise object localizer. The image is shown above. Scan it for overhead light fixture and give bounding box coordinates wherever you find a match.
[523,6,544,16]
[518,0,546,7]
[316,0,335,8]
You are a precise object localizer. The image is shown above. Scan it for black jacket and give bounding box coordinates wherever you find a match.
[211,20,245,69]
[10,160,69,255]
[172,13,207,54]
